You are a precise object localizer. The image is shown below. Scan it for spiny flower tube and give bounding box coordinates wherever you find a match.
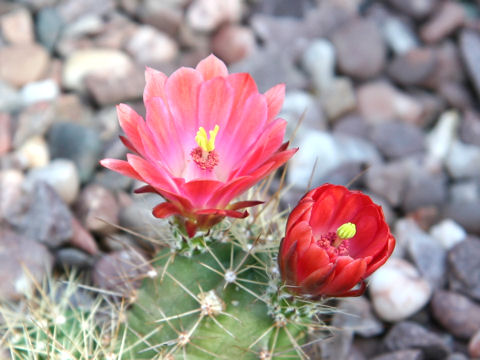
[278,184,395,298]
[100,54,297,237]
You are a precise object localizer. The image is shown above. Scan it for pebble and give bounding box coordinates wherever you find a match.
[55,247,95,269]
[320,77,356,121]
[431,290,480,340]
[443,202,480,235]
[13,102,55,148]
[449,181,478,203]
[186,0,242,32]
[365,160,410,207]
[16,135,50,169]
[445,140,480,179]
[75,184,119,235]
[26,159,80,204]
[35,7,64,50]
[332,296,384,338]
[469,330,480,358]
[211,24,256,65]
[48,122,103,182]
[0,44,50,87]
[386,0,436,19]
[70,217,99,255]
[381,17,419,55]
[332,19,386,80]
[302,39,336,94]
[357,81,423,125]
[62,49,134,92]
[0,7,34,45]
[318,329,354,360]
[447,238,480,300]
[383,321,450,360]
[136,0,185,36]
[0,227,53,301]
[0,80,22,112]
[369,258,432,322]
[20,79,59,106]
[459,110,480,147]
[460,30,480,99]
[438,82,473,110]
[424,41,464,89]
[371,350,423,360]
[369,121,424,159]
[420,2,465,44]
[429,219,466,250]
[92,249,151,297]
[7,182,73,248]
[56,0,115,22]
[0,113,11,156]
[387,48,437,87]
[0,170,24,220]
[125,25,178,66]
[287,131,381,189]
[425,110,459,162]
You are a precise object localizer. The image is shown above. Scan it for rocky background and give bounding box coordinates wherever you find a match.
[0,0,480,359]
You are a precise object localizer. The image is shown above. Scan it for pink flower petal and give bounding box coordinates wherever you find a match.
[195,54,229,80]
[127,153,178,193]
[152,202,181,218]
[144,67,167,103]
[117,104,146,156]
[264,83,285,122]
[100,159,143,182]
[181,179,223,208]
[198,77,234,132]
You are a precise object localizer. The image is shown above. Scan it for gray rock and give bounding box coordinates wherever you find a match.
[320,77,356,121]
[388,48,437,86]
[447,238,480,300]
[383,321,450,360]
[420,2,465,44]
[460,29,480,99]
[302,39,336,94]
[431,290,480,340]
[429,219,466,250]
[93,169,133,192]
[369,121,424,159]
[371,350,424,360]
[7,182,73,248]
[449,181,479,203]
[460,110,480,147]
[365,160,409,207]
[36,8,64,50]
[425,110,459,162]
[387,0,436,19]
[55,248,94,268]
[48,122,103,183]
[70,217,99,255]
[0,227,54,301]
[0,80,21,112]
[319,329,354,360]
[445,140,480,179]
[332,19,386,80]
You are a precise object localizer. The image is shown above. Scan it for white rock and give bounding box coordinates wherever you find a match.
[125,25,178,65]
[382,18,419,55]
[20,79,59,105]
[425,110,459,162]
[17,136,49,169]
[186,0,242,32]
[430,219,467,250]
[320,77,356,121]
[26,159,80,204]
[445,140,480,179]
[369,258,432,322]
[302,39,336,94]
[62,15,104,37]
[62,49,134,92]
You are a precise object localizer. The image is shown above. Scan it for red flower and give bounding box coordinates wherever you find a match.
[100,55,297,236]
[278,184,395,298]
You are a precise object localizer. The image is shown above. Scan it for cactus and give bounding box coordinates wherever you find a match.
[122,214,332,359]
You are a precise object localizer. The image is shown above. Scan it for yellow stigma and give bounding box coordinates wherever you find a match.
[336,222,356,240]
[195,125,219,152]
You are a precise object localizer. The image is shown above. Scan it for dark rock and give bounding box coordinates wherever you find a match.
[36,8,64,51]
[447,353,469,360]
[55,248,94,268]
[469,330,480,358]
[7,182,73,248]
[460,29,480,99]
[365,160,410,207]
[447,239,480,300]
[333,115,370,140]
[423,42,465,89]
[252,0,311,18]
[460,110,480,147]
[383,321,450,360]
[386,0,437,19]
[388,48,437,86]
[93,169,133,191]
[402,167,447,212]
[332,19,386,80]
[92,249,151,297]
[431,290,480,340]
[372,350,424,360]
[438,82,473,110]
[420,2,465,44]
[369,122,425,159]
[443,202,480,235]
[0,227,54,300]
[48,122,103,183]
[75,184,119,236]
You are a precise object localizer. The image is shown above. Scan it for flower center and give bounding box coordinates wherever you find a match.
[317,222,356,258]
[191,125,220,171]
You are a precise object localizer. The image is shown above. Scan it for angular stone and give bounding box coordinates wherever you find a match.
[445,140,480,179]
[70,217,99,255]
[365,161,409,207]
[211,24,256,65]
[0,7,34,45]
[429,219,466,250]
[388,48,437,86]
[469,330,480,359]
[0,227,54,301]
[382,17,419,55]
[20,79,59,106]
[383,321,450,360]
[7,182,73,248]
[460,110,480,147]
[36,7,64,50]
[0,80,22,112]
[431,290,480,340]
[420,2,465,44]
[320,77,356,121]
[332,19,386,80]
[369,121,424,159]
[460,30,480,99]
[425,110,459,162]
[0,44,50,87]
[447,238,480,300]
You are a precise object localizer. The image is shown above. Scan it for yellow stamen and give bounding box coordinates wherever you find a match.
[336,222,356,240]
[195,125,219,152]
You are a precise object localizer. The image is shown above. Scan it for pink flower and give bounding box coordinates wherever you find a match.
[101,55,297,236]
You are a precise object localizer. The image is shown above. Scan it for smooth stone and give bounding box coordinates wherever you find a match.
[93,169,133,192]
[460,30,480,99]
[318,329,354,360]
[62,49,134,92]
[70,217,99,255]
[369,121,424,159]
[387,48,437,86]
[20,79,59,106]
[371,350,424,360]
[459,110,480,147]
[0,7,34,45]
[16,135,50,169]
[386,0,436,19]
[211,24,256,65]
[369,258,432,322]
[186,0,242,32]
[13,102,55,148]
[0,227,54,301]
[429,219,466,250]
[469,330,480,358]
[382,17,419,55]
[445,140,480,179]
[443,202,480,235]
[420,2,465,44]
[320,77,356,121]
[92,249,151,297]
[75,184,119,235]
[423,41,464,89]
[431,290,480,340]
[0,80,22,112]
[0,113,11,156]
[56,0,115,22]
[365,160,410,207]
[332,19,386,80]
[425,110,459,162]
[383,321,450,360]
[302,38,336,94]
[0,44,50,87]
[36,7,64,50]
[136,0,185,36]
[0,170,24,220]
[7,182,73,248]
[26,159,79,204]
[447,238,480,300]
[449,181,479,203]
[55,248,94,268]
[48,122,103,182]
